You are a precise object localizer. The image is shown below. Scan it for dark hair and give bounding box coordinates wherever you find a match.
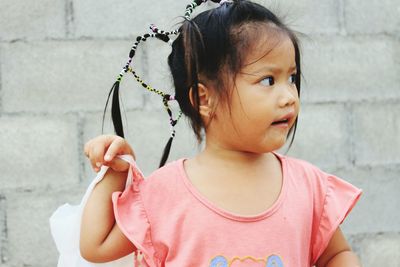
[169,0,301,148]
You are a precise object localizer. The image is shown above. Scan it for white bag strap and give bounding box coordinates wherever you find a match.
[117,154,145,187]
[80,154,144,205]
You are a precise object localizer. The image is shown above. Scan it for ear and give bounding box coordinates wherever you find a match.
[189,83,214,118]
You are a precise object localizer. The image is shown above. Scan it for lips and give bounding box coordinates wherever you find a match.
[271,118,289,125]
[271,111,295,125]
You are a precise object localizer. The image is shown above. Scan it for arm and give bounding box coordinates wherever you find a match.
[316,227,361,267]
[80,167,136,262]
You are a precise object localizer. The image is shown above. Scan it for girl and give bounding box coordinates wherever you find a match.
[80,0,362,266]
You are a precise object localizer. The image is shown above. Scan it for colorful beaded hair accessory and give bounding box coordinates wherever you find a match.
[102,0,220,167]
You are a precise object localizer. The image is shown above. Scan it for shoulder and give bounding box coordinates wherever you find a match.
[276,153,339,198]
[277,153,327,179]
[137,158,187,202]
[143,158,185,185]
[277,152,362,213]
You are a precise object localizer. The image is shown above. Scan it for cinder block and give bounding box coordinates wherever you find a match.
[352,103,400,165]
[72,0,340,38]
[349,233,400,267]
[0,115,79,190]
[265,0,340,34]
[345,0,400,35]
[4,187,85,267]
[83,110,198,177]
[0,0,65,41]
[1,41,143,113]
[72,0,187,38]
[336,165,400,234]
[301,36,400,103]
[280,103,351,169]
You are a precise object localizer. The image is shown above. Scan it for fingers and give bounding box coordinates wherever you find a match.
[91,142,107,172]
[84,135,111,172]
[84,137,106,172]
[83,135,135,173]
[104,137,125,162]
[104,136,135,162]
[107,158,130,173]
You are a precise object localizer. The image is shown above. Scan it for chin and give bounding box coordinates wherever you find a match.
[239,136,287,154]
[253,144,285,154]
[268,139,287,152]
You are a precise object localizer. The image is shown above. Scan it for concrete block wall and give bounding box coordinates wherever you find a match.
[0,0,398,266]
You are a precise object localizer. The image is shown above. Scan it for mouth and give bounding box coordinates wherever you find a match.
[271,112,296,127]
[271,118,290,125]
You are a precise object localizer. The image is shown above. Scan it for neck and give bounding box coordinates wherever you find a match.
[195,139,276,169]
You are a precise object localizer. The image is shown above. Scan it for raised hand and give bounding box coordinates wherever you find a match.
[84,135,135,173]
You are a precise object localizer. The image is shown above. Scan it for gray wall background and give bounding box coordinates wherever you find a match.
[0,0,399,266]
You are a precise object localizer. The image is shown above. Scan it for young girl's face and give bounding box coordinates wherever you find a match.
[209,33,300,154]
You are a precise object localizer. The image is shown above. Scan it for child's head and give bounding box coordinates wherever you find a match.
[168,0,301,149]
[103,0,302,166]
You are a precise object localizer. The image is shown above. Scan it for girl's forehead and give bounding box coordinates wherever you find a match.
[241,34,295,72]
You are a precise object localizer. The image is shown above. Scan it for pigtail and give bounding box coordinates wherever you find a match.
[158,6,207,165]
[160,135,174,167]
[102,76,125,138]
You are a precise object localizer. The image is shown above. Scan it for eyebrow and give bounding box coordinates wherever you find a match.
[249,65,297,75]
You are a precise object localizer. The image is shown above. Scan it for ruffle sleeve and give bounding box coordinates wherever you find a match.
[111,157,159,267]
[311,172,362,265]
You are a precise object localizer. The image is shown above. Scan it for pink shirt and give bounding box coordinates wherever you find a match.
[112,153,362,266]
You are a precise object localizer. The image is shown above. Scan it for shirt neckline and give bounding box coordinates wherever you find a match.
[177,151,288,222]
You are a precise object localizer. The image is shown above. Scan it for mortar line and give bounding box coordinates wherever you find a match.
[1,98,399,117]
[0,107,143,118]
[65,0,75,38]
[0,195,8,264]
[0,45,3,115]
[346,102,356,166]
[338,0,347,35]
[77,112,85,183]
[1,32,396,43]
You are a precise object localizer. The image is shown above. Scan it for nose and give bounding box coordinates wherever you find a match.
[278,85,297,108]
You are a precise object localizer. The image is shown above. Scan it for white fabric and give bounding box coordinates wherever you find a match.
[49,155,136,267]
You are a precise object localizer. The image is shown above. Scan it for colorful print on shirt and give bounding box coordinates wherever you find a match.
[209,254,284,267]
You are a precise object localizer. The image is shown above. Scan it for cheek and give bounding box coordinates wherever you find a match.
[231,92,263,118]
[294,95,300,114]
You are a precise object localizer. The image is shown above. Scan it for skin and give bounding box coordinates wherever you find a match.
[80,32,361,266]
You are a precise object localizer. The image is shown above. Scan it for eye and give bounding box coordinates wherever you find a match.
[260,76,274,86]
[289,74,297,84]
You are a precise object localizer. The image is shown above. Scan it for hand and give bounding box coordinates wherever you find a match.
[84,135,136,173]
